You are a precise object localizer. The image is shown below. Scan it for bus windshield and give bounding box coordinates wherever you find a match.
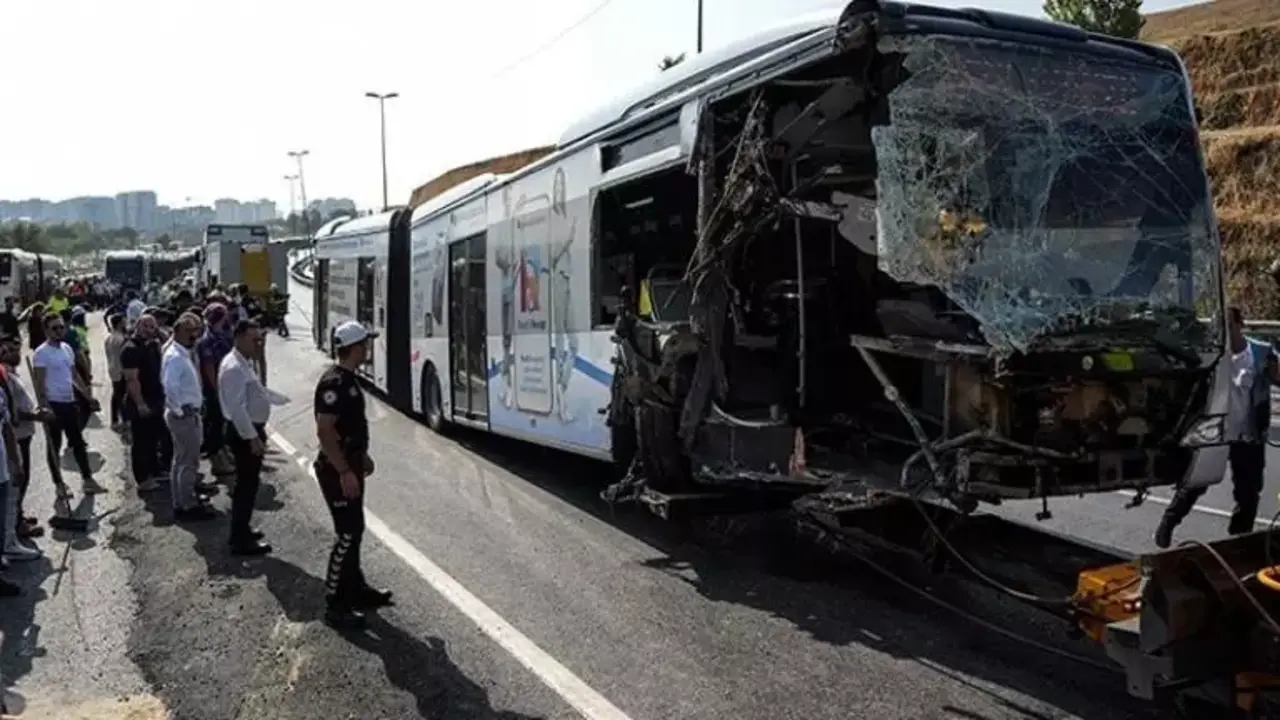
[870,35,1221,357]
[0,253,11,282]
[105,258,146,288]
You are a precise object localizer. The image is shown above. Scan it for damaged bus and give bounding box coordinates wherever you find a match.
[400,0,1228,518]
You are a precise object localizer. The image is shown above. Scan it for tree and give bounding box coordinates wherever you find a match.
[659,53,686,72]
[1,222,46,252]
[1044,0,1144,39]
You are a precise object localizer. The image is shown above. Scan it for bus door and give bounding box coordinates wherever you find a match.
[447,233,489,422]
[372,255,389,390]
[356,258,375,378]
[511,194,552,416]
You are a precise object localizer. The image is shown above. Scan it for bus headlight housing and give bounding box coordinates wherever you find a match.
[1181,416,1225,448]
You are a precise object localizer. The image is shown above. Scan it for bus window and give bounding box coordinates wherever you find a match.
[592,167,698,327]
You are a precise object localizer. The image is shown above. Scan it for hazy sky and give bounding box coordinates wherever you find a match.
[0,0,1199,211]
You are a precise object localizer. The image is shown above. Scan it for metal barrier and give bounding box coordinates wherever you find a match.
[1247,320,1280,343]
[288,249,315,289]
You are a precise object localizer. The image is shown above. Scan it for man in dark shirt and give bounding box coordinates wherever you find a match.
[121,314,167,493]
[197,303,235,475]
[0,297,20,343]
[314,320,392,629]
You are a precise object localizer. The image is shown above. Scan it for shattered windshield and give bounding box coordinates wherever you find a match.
[871,35,1222,357]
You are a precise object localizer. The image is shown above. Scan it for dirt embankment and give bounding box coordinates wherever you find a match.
[1145,1,1280,316]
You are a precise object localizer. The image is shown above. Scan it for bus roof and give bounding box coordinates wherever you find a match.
[322,210,397,240]
[409,172,504,228]
[313,216,354,238]
[104,250,148,259]
[557,9,840,149]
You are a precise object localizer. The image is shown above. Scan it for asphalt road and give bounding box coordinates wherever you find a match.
[0,285,1269,720]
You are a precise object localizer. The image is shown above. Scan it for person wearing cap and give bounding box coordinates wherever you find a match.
[313,320,392,628]
[218,319,272,556]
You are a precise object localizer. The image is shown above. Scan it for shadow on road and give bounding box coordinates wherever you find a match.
[440,427,1141,720]
[134,483,542,720]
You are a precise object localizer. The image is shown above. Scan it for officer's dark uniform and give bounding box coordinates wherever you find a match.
[313,364,392,625]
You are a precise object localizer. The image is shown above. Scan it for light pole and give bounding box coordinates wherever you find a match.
[287,150,310,237]
[283,174,299,236]
[697,0,703,53]
[364,92,398,211]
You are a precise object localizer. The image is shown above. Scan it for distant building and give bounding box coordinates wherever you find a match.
[214,198,240,224]
[115,190,158,232]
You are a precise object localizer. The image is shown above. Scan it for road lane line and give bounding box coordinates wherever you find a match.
[267,430,634,720]
[271,432,300,457]
[1114,489,1276,528]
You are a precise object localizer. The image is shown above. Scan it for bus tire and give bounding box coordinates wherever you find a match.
[421,363,448,434]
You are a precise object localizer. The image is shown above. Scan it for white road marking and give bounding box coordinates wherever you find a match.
[270,433,299,457]
[1114,489,1277,528]
[267,429,634,720]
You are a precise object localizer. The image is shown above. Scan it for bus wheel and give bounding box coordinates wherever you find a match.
[421,364,448,434]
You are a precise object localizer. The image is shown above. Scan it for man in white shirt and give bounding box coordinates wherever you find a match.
[31,314,104,496]
[3,337,43,540]
[163,313,216,521]
[218,318,272,555]
[0,349,37,568]
[1156,306,1280,547]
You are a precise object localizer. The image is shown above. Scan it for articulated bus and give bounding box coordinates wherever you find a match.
[0,249,63,306]
[314,0,1218,485]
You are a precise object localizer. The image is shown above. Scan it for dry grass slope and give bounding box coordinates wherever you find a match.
[1143,0,1280,42]
[1144,0,1280,315]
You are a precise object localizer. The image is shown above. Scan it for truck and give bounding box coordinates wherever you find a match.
[199,224,288,298]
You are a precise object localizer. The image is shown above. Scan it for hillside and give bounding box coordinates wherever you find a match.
[1143,0,1280,316]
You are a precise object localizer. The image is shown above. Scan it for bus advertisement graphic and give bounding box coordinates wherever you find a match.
[513,195,552,415]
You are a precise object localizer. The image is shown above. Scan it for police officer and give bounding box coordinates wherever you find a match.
[314,320,393,629]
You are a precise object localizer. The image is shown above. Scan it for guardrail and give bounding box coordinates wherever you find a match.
[1247,321,1280,343]
[288,249,315,289]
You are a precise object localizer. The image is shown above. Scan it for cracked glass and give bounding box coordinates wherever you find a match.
[870,35,1222,357]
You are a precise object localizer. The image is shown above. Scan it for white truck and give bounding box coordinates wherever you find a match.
[199,224,288,298]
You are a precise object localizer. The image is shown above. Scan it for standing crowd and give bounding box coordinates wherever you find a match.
[0,276,391,634]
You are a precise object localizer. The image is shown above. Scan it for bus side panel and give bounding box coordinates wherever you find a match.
[484,152,612,458]
[410,216,452,418]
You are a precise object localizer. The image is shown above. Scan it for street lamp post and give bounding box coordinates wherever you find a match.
[283,174,299,236]
[364,91,399,211]
[287,150,310,237]
[697,0,703,53]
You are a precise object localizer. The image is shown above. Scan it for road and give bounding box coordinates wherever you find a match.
[0,283,1272,719]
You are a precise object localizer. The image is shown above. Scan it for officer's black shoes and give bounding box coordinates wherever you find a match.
[0,578,21,597]
[229,539,273,556]
[324,604,367,630]
[1153,519,1173,550]
[195,481,219,496]
[175,505,218,523]
[354,586,394,610]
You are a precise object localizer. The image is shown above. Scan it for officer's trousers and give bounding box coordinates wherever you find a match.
[315,462,367,606]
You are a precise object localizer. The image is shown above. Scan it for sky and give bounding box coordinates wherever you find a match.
[0,0,1202,213]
